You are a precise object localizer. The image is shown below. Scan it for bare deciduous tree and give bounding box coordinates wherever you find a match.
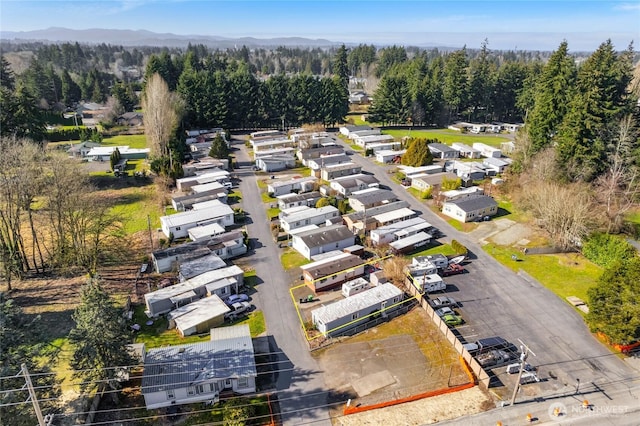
[594,115,640,233]
[519,180,597,249]
[382,256,410,286]
[142,73,182,159]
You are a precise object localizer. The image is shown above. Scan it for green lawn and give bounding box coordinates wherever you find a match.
[410,243,457,258]
[262,192,277,204]
[281,248,309,269]
[101,134,147,149]
[382,129,509,147]
[133,305,267,349]
[108,184,163,234]
[267,207,280,219]
[483,243,602,308]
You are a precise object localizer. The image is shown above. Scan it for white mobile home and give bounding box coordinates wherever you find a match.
[389,231,432,254]
[311,283,404,337]
[353,134,394,148]
[276,191,323,210]
[172,189,228,211]
[144,265,244,317]
[141,325,256,409]
[451,142,481,159]
[375,149,405,164]
[329,174,380,196]
[341,277,371,297]
[280,205,340,233]
[168,295,230,336]
[472,143,502,158]
[370,217,433,246]
[176,170,230,192]
[178,254,227,281]
[267,176,318,197]
[160,205,234,239]
[188,223,226,242]
[291,224,355,260]
[348,188,398,212]
[442,194,498,223]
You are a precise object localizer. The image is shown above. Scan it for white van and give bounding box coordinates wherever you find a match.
[519,371,540,384]
[506,362,534,374]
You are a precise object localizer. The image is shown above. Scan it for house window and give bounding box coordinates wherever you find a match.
[351,313,358,320]
[209,383,216,392]
[166,389,175,399]
[197,384,205,394]
[238,377,249,388]
[221,287,228,295]
[225,379,232,388]
[175,226,181,231]
[187,387,196,396]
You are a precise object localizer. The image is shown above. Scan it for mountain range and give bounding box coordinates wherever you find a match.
[0,27,343,48]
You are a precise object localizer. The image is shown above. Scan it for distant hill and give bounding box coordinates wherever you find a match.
[0,27,342,48]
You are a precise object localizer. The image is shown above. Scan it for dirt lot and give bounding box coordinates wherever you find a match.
[334,386,493,426]
[314,307,485,420]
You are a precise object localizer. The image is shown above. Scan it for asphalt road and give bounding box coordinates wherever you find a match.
[333,137,639,405]
[231,137,332,426]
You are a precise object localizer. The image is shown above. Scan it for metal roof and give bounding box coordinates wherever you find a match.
[178,254,227,281]
[446,195,498,212]
[145,265,243,304]
[160,206,231,228]
[312,283,403,324]
[141,324,256,394]
[296,224,354,248]
[300,252,363,278]
[171,296,230,333]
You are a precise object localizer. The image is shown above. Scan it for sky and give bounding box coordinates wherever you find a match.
[1,0,639,51]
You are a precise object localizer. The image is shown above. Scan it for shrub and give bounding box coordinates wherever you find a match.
[582,233,637,269]
[45,128,82,142]
[420,187,433,199]
[451,239,467,256]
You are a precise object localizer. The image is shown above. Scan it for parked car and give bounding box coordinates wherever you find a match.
[506,362,535,374]
[435,307,455,317]
[224,294,249,306]
[476,349,512,368]
[519,371,540,384]
[429,296,458,309]
[463,342,479,355]
[475,336,510,353]
[224,301,252,321]
[442,313,464,326]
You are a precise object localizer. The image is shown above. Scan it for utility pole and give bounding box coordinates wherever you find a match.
[510,340,537,406]
[147,214,154,251]
[21,363,46,426]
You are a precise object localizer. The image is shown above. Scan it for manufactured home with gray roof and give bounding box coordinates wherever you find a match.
[291,224,355,260]
[311,283,404,337]
[141,324,256,409]
[442,194,498,223]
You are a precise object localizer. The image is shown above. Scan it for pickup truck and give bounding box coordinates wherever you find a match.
[440,264,464,277]
[224,301,252,321]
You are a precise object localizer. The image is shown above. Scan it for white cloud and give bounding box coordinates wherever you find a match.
[615,3,640,11]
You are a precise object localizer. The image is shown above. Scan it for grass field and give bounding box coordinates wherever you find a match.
[382,129,510,147]
[410,242,457,258]
[101,134,148,149]
[483,243,602,307]
[107,183,164,235]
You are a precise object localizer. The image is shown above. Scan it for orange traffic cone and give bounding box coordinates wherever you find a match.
[496,422,502,426]
[526,413,533,422]
[583,400,589,409]
[553,407,561,417]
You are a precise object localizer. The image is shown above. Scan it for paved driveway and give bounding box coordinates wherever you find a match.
[232,137,332,426]
[334,137,639,405]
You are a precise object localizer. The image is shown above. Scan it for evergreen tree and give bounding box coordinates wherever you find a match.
[587,257,640,345]
[209,133,230,159]
[68,278,135,396]
[443,48,469,120]
[0,84,46,142]
[60,69,81,106]
[526,41,577,153]
[401,138,434,167]
[368,74,411,125]
[376,45,408,77]
[555,40,635,181]
[0,56,15,91]
[466,40,494,122]
[333,44,349,90]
